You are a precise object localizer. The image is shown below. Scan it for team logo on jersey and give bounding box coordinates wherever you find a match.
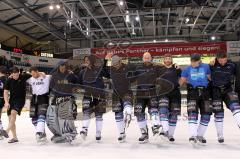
[33,81,44,85]
[190,68,206,80]
[57,80,69,84]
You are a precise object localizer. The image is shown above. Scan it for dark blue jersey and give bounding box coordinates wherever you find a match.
[161,64,181,88]
[103,62,136,97]
[133,63,166,89]
[210,60,236,87]
[77,65,109,89]
[50,71,77,96]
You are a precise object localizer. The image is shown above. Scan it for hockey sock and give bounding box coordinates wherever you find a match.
[214,112,224,137]
[229,103,240,128]
[115,112,125,134]
[137,113,147,131]
[232,110,240,128]
[82,114,91,132]
[149,107,159,126]
[123,101,132,115]
[151,113,159,126]
[36,115,46,133]
[197,114,210,137]
[168,113,178,137]
[159,107,169,132]
[0,120,3,130]
[82,120,90,132]
[96,114,103,135]
[188,112,198,137]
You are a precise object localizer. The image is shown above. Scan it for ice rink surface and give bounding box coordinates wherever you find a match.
[0,109,240,159]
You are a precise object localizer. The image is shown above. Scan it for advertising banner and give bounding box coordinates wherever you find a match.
[91,42,227,58]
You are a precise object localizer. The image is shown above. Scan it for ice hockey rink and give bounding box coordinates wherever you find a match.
[0,108,240,159]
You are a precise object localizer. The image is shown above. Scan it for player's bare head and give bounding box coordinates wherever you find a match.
[112,55,122,68]
[216,51,227,66]
[190,54,201,68]
[11,66,20,80]
[29,67,39,78]
[163,54,173,66]
[0,66,6,75]
[143,52,152,63]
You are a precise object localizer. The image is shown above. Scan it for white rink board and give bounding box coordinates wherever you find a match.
[0,109,240,159]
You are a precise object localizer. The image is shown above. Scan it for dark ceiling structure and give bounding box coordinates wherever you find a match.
[0,0,240,56]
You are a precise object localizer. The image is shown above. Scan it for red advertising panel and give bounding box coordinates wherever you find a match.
[91,42,227,58]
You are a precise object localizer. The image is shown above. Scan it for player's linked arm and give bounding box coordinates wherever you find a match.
[179,77,187,86]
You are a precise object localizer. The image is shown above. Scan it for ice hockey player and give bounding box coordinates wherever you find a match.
[47,61,77,143]
[158,54,182,142]
[77,55,109,142]
[27,67,51,143]
[179,54,212,145]
[104,54,134,143]
[131,52,167,143]
[210,52,240,143]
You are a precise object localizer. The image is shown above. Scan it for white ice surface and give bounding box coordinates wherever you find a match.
[0,109,240,159]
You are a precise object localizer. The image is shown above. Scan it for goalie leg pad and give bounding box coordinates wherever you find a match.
[46,104,61,136]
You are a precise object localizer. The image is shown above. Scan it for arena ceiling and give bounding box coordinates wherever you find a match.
[0,0,240,56]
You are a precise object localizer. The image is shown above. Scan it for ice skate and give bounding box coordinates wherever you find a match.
[168,136,175,142]
[152,125,160,136]
[80,130,87,141]
[80,131,87,142]
[159,130,169,141]
[151,125,160,139]
[118,133,126,143]
[189,136,198,147]
[36,132,47,144]
[197,136,207,144]
[218,136,224,144]
[96,131,101,142]
[139,127,149,144]
[139,133,149,144]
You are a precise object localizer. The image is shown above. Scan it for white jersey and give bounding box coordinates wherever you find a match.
[27,75,51,95]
